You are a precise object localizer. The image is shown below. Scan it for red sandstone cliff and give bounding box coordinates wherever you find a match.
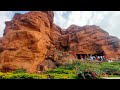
[0,11,75,73]
[0,11,120,73]
[61,25,120,60]
[0,11,54,73]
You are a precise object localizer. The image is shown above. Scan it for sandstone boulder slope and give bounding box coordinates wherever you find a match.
[0,11,120,73]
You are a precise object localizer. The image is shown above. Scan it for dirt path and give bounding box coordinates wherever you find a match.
[101,77,120,79]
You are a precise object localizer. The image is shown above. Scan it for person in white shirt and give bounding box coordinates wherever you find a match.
[90,55,93,60]
[100,56,103,61]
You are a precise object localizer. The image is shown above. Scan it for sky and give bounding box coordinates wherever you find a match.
[0,11,120,39]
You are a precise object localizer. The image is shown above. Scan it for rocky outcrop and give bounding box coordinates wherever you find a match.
[0,11,75,73]
[0,11,54,73]
[0,11,120,73]
[50,24,62,50]
[62,25,120,60]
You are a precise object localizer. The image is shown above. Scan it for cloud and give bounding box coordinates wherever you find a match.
[54,11,120,39]
[0,11,14,37]
[0,11,28,37]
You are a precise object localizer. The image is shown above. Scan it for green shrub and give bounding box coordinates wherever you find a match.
[12,68,27,74]
[0,61,119,79]
[61,60,106,79]
[46,67,76,74]
[65,60,81,70]
[0,72,5,79]
[109,62,120,66]
[67,61,104,79]
[0,72,48,79]
[47,74,77,79]
[0,72,77,79]
[99,62,120,75]
[108,74,119,77]
[76,64,105,79]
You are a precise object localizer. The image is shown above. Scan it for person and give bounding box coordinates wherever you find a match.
[98,56,100,61]
[108,60,110,62]
[100,56,103,61]
[93,56,96,60]
[96,55,98,60]
[84,55,87,60]
[90,55,93,60]
[108,59,113,62]
[103,56,105,61]
[81,56,83,60]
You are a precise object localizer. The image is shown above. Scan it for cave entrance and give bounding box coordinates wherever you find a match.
[93,51,105,57]
[76,51,106,61]
[91,51,106,61]
[76,54,80,59]
[76,54,88,59]
[98,51,105,56]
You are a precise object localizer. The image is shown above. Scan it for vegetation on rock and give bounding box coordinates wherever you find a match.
[0,60,119,79]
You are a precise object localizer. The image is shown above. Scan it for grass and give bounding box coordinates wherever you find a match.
[0,72,48,79]
[99,62,120,75]
[0,60,120,79]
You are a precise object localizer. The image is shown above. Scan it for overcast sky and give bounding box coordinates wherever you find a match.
[0,11,120,39]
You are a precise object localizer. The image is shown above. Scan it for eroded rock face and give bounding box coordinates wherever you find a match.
[0,11,53,73]
[0,11,75,73]
[62,25,120,60]
[0,11,120,73]
[50,24,62,50]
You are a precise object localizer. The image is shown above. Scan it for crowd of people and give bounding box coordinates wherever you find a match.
[80,55,106,61]
[90,55,105,61]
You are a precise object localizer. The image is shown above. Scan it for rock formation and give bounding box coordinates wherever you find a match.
[62,25,120,60]
[0,11,120,73]
[0,11,75,73]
